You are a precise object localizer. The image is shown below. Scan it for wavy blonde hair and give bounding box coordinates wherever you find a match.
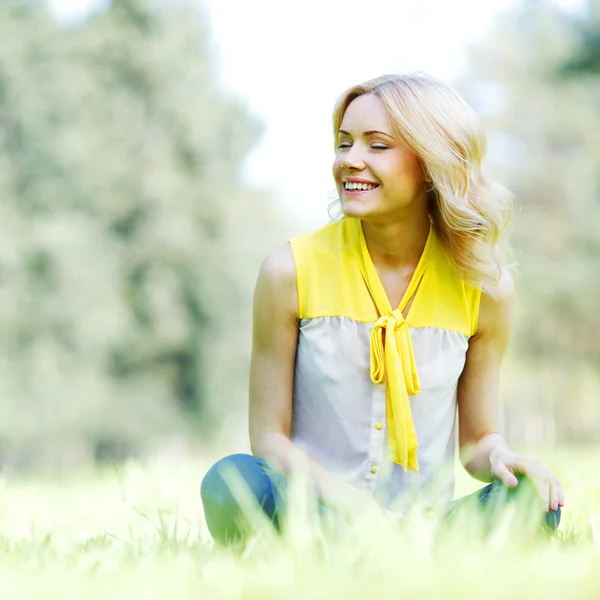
[331,73,514,289]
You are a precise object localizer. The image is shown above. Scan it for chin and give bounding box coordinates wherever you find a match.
[340,199,377,219]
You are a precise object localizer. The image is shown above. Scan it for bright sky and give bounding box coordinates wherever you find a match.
[205,0,522,227]
[51,0,584,227]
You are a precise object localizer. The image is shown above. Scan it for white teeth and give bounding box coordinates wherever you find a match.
[344,182,377,191]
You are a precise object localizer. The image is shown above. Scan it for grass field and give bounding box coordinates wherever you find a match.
[0,445,598,599]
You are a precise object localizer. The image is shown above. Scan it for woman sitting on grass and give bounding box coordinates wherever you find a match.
[200,73,564,545]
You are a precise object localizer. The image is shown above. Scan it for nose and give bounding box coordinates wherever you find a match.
[340,146,366,171]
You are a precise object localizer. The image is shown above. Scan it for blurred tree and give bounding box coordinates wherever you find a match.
[560,0,600,75]
[0,0,290,467]
[460,0,600,443]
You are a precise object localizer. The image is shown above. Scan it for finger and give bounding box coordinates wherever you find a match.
[510,456,549,507]
[550,479,564,511]
[532,480,551,512]
[491,463,519,488]
[556,478,565,507]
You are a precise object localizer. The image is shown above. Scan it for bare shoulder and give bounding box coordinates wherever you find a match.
[254,242,298,321]
[482,267,516,306]
[257,242,297,289]
[476,267,516,338]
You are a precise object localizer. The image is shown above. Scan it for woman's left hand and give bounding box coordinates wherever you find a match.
[489,447,565,513]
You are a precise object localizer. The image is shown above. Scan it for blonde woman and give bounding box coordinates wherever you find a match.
[201,73,564,545]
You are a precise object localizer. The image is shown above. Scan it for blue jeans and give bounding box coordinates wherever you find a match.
[200,453,561,545]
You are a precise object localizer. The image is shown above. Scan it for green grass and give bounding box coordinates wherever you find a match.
[0,446,599,599]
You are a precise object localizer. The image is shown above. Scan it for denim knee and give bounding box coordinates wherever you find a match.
[478,475,561,532]
[200,453,283,544]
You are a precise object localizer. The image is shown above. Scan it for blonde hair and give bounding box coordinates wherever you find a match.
[331,73,514,290]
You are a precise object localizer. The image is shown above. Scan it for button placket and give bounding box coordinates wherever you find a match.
[366,384,386,483]
[370,418,385,476]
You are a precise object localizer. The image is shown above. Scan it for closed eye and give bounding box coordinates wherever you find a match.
[336,143,388,150]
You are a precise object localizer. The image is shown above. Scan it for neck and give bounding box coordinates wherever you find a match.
[361,211,431,270]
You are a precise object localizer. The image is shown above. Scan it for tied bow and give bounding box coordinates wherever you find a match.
[355,218,432,473]
[370,310,421,472]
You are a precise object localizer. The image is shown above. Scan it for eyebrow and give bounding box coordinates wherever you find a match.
[337,129,395,139]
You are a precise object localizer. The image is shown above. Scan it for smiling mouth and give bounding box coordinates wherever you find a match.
[343,182,379,193]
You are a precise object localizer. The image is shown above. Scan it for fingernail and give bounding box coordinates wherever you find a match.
[551,502,558,511]
[544,503,549,513]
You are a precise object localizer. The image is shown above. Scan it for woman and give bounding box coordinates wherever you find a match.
[200,73,564,545]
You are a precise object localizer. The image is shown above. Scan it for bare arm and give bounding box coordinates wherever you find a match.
[457,270,564,511]
[249,243,380,514]
[457,269,516,481]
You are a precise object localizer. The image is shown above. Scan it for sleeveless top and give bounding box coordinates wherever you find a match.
[288,218,481,509]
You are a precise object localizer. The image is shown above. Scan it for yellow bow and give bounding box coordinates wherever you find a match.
[354,219,432,473]
[370,309,421,472]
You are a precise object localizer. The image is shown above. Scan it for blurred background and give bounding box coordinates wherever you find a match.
[0,0,598,471]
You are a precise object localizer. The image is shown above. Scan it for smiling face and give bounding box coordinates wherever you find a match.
[332,93,431,222]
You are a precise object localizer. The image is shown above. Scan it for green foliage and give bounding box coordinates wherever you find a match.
[560,0,600,75]
[0,0,287,466]
[461,0,600,443]
[2,0,598,464]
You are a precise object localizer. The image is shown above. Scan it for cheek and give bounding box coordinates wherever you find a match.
[386,156,427,190]
[332,158,342,177]
[405,153,427,183]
